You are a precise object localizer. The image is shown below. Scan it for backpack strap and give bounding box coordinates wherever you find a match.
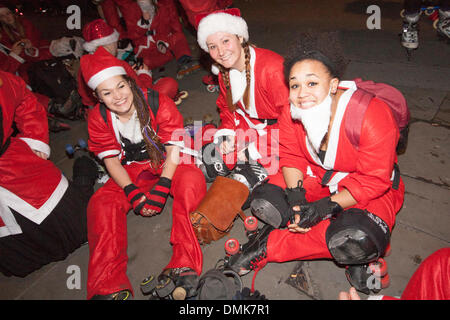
[99,103,109,126]
[344,89,374,150]
[147,88,159,119]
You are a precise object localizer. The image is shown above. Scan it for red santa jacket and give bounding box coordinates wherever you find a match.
[88,88,184,163]
[0,71,67,237]
[178,0,233,27]
[278,81,401,222]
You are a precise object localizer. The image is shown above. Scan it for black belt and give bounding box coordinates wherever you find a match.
[256,118,278,126]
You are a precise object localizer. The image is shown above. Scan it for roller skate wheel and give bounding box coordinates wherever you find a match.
[424,7,435,16]
[244,216,258,232]
[78,138,87,149]
[172,286,187,300]
[155,277,175,298]
[140,275,158,294]
[225,238,240,255]
[65,144,75,155]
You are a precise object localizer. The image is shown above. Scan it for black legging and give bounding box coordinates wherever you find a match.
[404,0,450,14]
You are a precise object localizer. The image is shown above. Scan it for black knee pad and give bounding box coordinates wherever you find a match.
[250,182,290,228]
[325,208,390,265]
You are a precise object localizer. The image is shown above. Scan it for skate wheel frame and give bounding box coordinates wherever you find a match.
[225,238,240,255]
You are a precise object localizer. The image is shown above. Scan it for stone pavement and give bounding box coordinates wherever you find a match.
[1,0,449,301]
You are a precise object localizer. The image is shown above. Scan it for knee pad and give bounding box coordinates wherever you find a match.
[250,182,290,228]
[325,208,390,265]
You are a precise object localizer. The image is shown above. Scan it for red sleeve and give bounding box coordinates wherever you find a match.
[87,105,122,160]
[77,69,97,107]
[0,71,48,144]
[278,106,310,174]
[339,98,399,206]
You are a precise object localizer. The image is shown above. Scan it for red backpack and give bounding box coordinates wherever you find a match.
[344,78,410,154]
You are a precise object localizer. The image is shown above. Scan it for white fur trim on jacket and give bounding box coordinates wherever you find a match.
[197,12,248,52]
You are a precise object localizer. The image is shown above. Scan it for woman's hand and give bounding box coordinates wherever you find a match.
[219,135,235,155]
[11,40,24,55]
[32,149,48,160]
[287,207,312,233]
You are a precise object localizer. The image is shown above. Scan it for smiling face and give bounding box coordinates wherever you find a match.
[288,59,338,110]
[96,75,135,119]
[206,31,245,71]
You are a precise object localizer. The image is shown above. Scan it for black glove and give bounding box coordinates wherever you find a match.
[285,180,307,223]
[297,197,343,229]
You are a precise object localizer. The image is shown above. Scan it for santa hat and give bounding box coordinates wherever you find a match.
[82,19,120,53]
[80,46,127,90]
[196,8,248,52]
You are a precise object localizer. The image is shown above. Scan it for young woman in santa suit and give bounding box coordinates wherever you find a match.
[226,32,405,295]
[194,8,289,189]
[80,49,206,300]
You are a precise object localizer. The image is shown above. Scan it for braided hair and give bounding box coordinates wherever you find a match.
[217,40,252,112]
[125,76,165,167]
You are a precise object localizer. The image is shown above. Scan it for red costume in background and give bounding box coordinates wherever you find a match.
[178,0,233,27]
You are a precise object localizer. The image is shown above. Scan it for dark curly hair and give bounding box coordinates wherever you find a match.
[283,31,349,83]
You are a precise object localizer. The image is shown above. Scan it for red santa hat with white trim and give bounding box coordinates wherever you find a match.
[82,19,120,53]
[195,8,249,53]
[80,46,127,90]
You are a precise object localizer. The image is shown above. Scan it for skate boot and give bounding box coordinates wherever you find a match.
[401,12,420,49]
[226,224,273,276]
[90,289,132,300]
[176,56,201,79]
[172,267,200,300]
[141,267,199,300]
[437,9,450,41]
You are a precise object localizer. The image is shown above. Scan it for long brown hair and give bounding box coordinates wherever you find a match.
[127,76,165,166]
[217,40,252,112]
[0,10,24,43]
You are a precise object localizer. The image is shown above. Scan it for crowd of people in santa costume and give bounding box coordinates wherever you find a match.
[0,0,449,302]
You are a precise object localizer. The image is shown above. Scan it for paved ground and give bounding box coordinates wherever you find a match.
[1,0,449,302]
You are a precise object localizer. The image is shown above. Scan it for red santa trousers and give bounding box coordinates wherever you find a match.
[264,171,405,263]
[86,161,206,299]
